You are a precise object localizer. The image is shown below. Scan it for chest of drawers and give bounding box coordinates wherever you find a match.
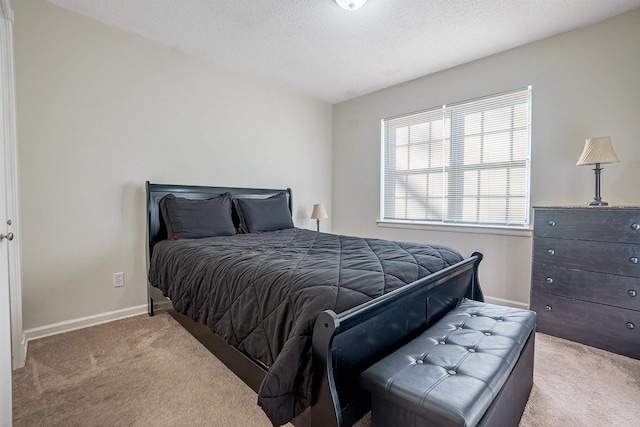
[530,207,640,359]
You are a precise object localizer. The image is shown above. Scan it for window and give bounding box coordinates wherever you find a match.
[381,87,531,228]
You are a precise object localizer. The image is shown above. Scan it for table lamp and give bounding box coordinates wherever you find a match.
[311,204,328,232]
[576,136,619,206]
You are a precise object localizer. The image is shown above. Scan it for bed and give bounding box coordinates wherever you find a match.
[145,182,484,427]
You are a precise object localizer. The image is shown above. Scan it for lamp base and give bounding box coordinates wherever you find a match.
[587,164,608,207]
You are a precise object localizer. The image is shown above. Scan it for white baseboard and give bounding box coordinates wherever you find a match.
[484,296,529,310]
[23,304,148,344]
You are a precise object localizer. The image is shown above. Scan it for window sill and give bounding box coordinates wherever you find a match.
[377,220,533,237]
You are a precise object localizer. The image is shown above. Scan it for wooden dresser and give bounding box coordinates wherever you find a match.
[530,207,640,359]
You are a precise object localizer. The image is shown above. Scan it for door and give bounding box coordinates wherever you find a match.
[1,1,21,425]
[0,199,11,426]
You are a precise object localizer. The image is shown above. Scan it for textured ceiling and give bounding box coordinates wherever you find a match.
[47,0,640,104]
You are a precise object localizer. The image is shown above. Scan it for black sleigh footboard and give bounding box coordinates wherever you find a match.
[307,252,484,427]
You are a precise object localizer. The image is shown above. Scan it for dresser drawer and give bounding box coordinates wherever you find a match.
[530,292,640,359]
[534,208,640,243]
[533,237,640,277]
[532,265,640,310]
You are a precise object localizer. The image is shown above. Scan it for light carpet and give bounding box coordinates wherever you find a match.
[12,311,640,426]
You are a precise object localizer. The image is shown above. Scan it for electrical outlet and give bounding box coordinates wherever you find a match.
[113,272,125,288]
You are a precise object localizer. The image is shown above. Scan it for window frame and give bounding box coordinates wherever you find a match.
[380,87,532,230]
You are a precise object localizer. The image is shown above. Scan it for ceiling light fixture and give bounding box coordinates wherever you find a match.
[335,0,368,11]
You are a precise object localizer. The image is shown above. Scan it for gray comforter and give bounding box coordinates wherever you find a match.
[148,228,464,425]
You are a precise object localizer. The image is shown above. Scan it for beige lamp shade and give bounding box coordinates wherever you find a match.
[311,204,328,220]
[576,136,620,166]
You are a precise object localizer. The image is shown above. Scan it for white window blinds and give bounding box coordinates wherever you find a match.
[382,87,531,227]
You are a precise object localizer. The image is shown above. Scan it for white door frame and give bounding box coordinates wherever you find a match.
[1,0,25,373]
[0,0,17,423]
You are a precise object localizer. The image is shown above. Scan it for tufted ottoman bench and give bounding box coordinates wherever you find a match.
[360,299,536,427]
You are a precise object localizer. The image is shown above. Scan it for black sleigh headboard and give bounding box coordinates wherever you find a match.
[145,181,293,257]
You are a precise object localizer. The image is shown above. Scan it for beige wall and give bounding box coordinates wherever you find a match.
[333,9,640,306]
[14,1,640,330]
[14,0,333,329]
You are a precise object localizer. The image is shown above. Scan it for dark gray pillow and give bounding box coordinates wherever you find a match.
[159,193,236,239]
[233,192,294,233]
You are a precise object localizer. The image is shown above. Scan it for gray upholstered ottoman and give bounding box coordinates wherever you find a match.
[360,299,536,427]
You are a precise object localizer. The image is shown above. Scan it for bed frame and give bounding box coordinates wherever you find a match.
[145,182,484,427]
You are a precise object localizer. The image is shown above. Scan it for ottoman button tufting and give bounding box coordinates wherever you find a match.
[361,300,536,427]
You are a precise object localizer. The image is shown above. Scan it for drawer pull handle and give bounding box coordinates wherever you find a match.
[548,220,556,227]
[545,277,553,284]
[632,223,640,231]
[626,322,635,330]
[630,257,639,264]
[547,249,555,256]
[544,305,552,311]
[629,289,638,297]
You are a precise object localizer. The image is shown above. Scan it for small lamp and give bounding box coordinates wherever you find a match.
[576,136,619,206]
[311,204,328,232]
